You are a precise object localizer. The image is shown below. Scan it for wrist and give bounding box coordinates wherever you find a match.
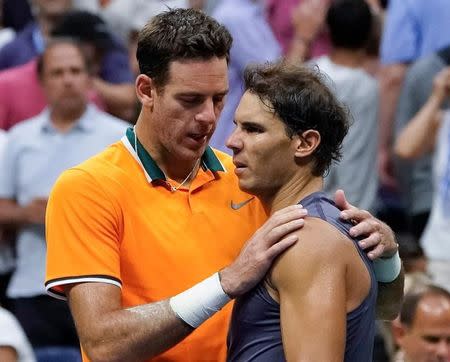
[218,267,239,299]
[169,272,231,328]
[373,251,402,283]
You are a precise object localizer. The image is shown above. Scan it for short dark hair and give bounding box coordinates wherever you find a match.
[400,285,450,327]
[136,8,232,88]
[37,37,88,79]
[52,10,116,50]
[327,0,373,50]
[243,62,349,176]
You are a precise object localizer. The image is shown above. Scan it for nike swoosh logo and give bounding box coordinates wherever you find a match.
[230,197,255,210]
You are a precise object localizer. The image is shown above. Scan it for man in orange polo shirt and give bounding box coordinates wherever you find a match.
[45,8,402,362]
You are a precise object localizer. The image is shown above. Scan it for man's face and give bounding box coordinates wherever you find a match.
[226,91,298,198]
[148,57,228,163]
[41,43,90,113]
[397,295,450,362]
[32,0,72,18]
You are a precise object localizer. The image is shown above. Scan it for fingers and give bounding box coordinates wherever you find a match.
[266,219,305,245]
[341,208,373,224]
[366,243,386,260]
[261,205,307,233]
[266,234,299,260]
[334,189,355,213]
[357,232,382,251]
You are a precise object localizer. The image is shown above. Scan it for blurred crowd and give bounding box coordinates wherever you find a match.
[0,0,449,361]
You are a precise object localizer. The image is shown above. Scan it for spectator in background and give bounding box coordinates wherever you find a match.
[313,0,378,212]
[266,0,332,58]
[395,67,450,292]
[394,45,450,240]
[0,306,35,362]
[0,0,136,122]
[51,10,136,121]
[0,0,15,49]
[378,0,450,190]
[392,285,450,362]
[0,0,71,69]
[1,0,33,33]
[0,56,105,131]
[209,0,281,152]
[72,0,188,44]
[0,38,128,357]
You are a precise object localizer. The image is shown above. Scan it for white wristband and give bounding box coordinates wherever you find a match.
[373,251,402,283]
[169,272,231,328]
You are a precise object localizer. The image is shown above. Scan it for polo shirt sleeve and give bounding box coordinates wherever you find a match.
[381,0,419,64]
[45,168,122,300]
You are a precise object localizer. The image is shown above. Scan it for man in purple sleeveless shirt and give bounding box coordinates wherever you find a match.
[226,62,404,361]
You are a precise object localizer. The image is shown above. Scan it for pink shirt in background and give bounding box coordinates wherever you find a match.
[265,0,331,58]
[0,60,106,130]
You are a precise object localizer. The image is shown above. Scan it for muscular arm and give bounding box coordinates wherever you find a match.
[376,269,404,320]
[335,190,404,320]
[66,283,193,362]
[270,219,349,361]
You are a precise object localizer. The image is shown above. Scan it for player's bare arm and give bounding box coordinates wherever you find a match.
[267,218,371,360]
[65,205,306,362]
[335,189,404,320]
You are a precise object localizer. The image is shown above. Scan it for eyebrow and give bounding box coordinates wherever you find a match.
[176,90,229,97]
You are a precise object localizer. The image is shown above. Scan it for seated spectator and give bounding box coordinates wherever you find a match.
[0,306,35,362]
[0,0,135,121]
[0,0,71,70]
[313,0,378,211]
[392,285,450,362]
[0,38,128,355]
[0,59,105,131]
[395,67,450,292]
[51,10,136,121]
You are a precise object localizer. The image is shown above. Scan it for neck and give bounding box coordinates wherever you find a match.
[329,48,366,69]
[134,116,201,184]
[261,171,323,215]
[50,105,86,132]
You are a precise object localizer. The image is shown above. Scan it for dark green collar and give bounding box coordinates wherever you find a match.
[125,127,225,181]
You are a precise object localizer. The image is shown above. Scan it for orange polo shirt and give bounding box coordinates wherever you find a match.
[45,127,267,361]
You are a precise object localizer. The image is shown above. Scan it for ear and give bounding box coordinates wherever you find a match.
[391,318,407,346]
[136,74,156,109]
[294,129,321,158]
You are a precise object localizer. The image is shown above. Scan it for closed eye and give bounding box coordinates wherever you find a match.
[242,122,264,134]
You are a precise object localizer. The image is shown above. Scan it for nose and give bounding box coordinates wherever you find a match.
[62,71,75,86]
[226,126,242,153]
[195,99,216,125]
[435,338,450,359]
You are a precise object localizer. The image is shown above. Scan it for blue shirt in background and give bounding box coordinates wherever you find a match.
[381,0,450,64]
[0,105,128,298]
[210,0,281,153]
